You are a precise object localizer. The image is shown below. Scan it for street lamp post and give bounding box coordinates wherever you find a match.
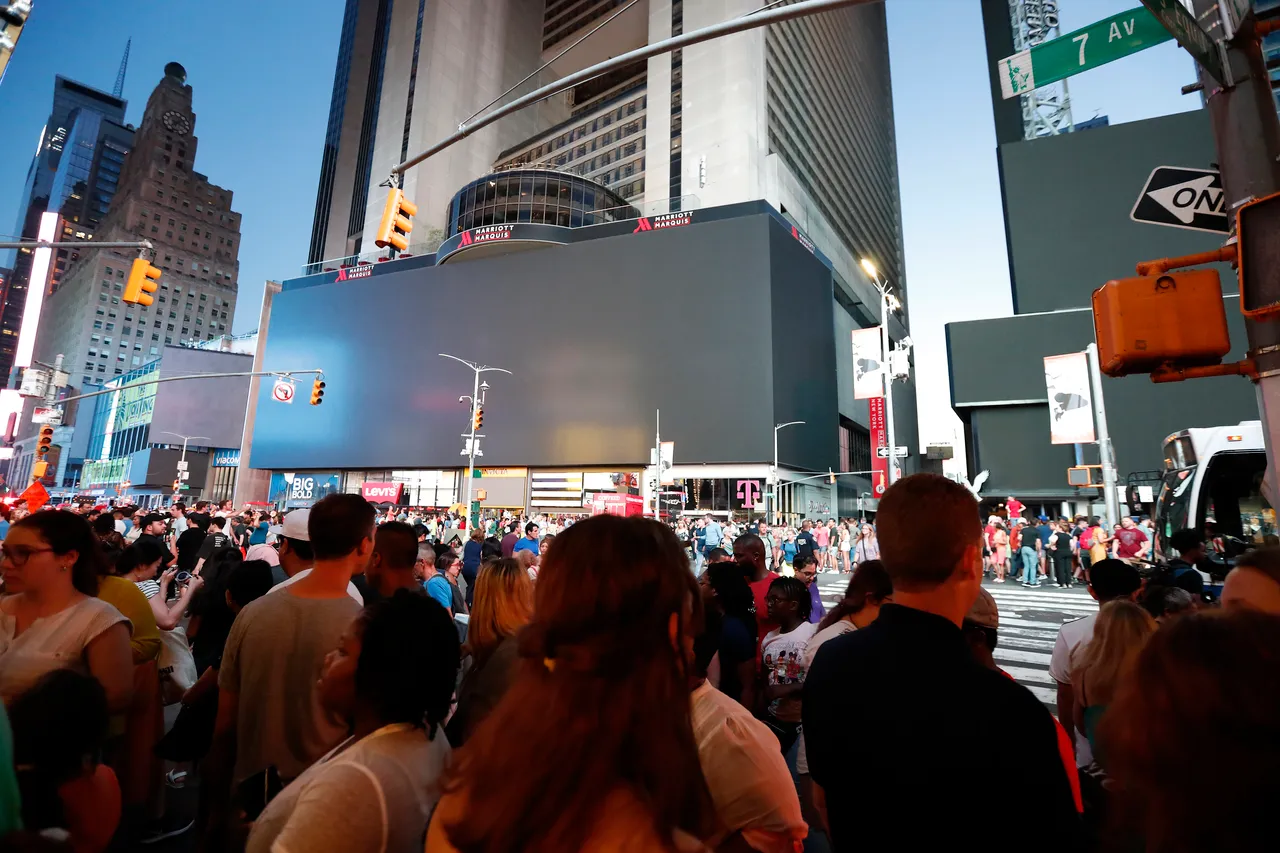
[861,258,901,487]
[159,431,210,502]
[771,421,804,525]
[440,354,511,530]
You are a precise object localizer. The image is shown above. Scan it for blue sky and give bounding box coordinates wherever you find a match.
[0,0,1200,456]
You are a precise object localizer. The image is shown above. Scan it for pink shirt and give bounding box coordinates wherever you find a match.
[813,526,830,548]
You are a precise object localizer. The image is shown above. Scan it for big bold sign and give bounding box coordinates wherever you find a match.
[869,396,889,497]
[361,481,404,503]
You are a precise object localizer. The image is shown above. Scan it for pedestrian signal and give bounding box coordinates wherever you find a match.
[310,377,326,406]
[31,460,48,481]
[1238,191,1280,319]
[374,189,417,251]
[123,257,162,306]
[1092,270,1230,377]
[35,425,53,457]
[473,407,483,431]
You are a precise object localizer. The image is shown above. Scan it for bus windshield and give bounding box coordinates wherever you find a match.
[1155,467,1195,558]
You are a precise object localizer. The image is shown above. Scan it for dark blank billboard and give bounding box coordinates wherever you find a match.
[251,213,838,472]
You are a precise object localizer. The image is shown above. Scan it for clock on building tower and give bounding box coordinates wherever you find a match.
[162,110,191,135]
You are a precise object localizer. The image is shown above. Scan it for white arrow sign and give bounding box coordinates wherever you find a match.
[1131,166,1228,234]
[1147,174,1220,225]
[876,446,910,458]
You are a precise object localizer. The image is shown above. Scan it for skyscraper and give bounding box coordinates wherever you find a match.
[0,75,128,381]
[306,0,905,304]
[36,62,240,389]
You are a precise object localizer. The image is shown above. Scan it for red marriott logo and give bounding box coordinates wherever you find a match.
[335,265,373,281]
[633,212,693,233]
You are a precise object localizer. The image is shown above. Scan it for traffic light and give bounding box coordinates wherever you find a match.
[1092,270,1230,377]
[1238,191,1280,319]
[172,479,181,492]
[123,257,162,306]
[473,407,484,431]
[31,460,47,480]
[828,469,836,485]
[374,189,417,251]
[35,425,52,457]
[309,377,326,405]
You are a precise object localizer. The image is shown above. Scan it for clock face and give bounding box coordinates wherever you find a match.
[162,110,191,135]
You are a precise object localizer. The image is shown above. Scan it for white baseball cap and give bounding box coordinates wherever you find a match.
[280,508,311,542]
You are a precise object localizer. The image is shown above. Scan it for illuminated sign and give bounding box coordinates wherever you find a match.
[361,481,404,503]
[212,449,241,467]
[632,212,693,232]
[335,265,373,281]
[113,368,159,432]
[461,225,514,246]
[14,212,59,371]
[82,457,131,487]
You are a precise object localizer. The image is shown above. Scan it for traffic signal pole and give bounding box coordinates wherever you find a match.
[1190,1,1280,502]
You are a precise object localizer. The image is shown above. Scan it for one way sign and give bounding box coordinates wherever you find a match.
[1130,166,1228,234]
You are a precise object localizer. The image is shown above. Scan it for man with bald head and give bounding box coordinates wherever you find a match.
[735,532,779,636]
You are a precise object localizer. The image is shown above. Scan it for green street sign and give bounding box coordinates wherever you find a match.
[1138,0,1225,85]
[999,6,1176,99]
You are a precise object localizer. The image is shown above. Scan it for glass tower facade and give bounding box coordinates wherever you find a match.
[444,169,637,237]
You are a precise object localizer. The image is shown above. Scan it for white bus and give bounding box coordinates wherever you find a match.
[1153,421,1275,564]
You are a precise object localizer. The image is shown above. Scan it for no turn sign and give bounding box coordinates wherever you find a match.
[272,377,296,404]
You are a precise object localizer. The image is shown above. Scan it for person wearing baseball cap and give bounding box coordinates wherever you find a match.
[961,589,1083,814]
[266,509,361,604]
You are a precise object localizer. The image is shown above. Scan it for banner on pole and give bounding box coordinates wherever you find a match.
[870,396,889,497]
[1043,352,1096,444]
[852,327,884,400]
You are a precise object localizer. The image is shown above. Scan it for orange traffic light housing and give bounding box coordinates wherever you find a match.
[1238,191,1280,319]
[123,257,162,306]
[473,407,484,431]
[35,425,53,457]
[374,189,417,251]
[32,460,49,481]
[310,377,326,406]
[1092,269,1231,377]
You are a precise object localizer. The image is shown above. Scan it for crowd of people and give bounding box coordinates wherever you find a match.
[1,477,1279,852]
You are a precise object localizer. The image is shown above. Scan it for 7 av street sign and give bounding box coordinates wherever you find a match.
[1130,166,1228,233]
[998,6,1171,99]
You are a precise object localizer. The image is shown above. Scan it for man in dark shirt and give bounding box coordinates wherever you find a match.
[194,515,233,575]
[500,522,519,558]
[175,513,209,573]
[804,473,1079,851]
[794,520,818,563]
[137,513,176,569]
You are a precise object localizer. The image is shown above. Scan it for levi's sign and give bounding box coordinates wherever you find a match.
[361,481,404,503]
[998,6,1171,98]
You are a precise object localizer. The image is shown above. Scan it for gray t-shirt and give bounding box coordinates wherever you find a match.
[218,588,361,783]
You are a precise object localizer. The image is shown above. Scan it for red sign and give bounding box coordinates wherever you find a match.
[869,396,888,497]
[19,481,50,512]
[589,493,645,517]
[361,481,403,504]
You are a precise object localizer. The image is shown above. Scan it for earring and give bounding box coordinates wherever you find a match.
[60,564,70,572]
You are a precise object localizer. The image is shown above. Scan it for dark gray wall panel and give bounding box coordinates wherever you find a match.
[1002,109,1227,314]
[151,347,254,449]
[252,215,839,472]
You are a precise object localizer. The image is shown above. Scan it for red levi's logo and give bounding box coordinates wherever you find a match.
[361,482,404,503]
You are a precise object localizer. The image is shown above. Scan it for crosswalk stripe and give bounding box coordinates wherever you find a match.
[1001,617,1074,629]
[1021,683,1060,705]
[998,638,1056,655]
[999,665,1057,685]
[997,625,1061,640]
[993,647,1052,665]
[989,592,1096,606]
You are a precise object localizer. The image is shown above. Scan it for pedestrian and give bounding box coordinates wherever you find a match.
[1045,520,1073,587]
[689,604,807,853]
[0,511,133,713]
[135,512,176,569]
[192,515,232,576]
[852,522,879,568]
[174,512,208,575]
[960,588,1083,814]
[1049,558,1141,768]
[364,521,421,599]
[795,560,892,839]
[513,521,540,556]
[269,508,364,604]
[793,554,825,624]
[1111,516,1149,562]
[1220,546,1280,613]
[780,529,797,572]
[425,514,715,852]
[439,551,468,616]
[206,494,374,842]
[447,558,534,746]
[991,521,1009,582]
[1100,610,1280,853]
[812,520,830,572]
[1019,518,1042,587]
[245,590,459,853]
[698,562,759,710]
[461,527,484,607]
[836,520,852,572]
[499,522,518,559]
[699,512,723,573]
[803,474,1080,851]
[760,576,815,753]
[794,520,817,566]
[734,532,778,638]
[1037,515,1053,578]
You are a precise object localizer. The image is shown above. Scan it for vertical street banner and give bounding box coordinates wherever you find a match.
[1043,352,1096,444]
[869,396,889,497]
[852,327,884,400]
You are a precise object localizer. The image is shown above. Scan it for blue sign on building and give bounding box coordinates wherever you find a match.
[212,449,241,468]
[269,471,341,508]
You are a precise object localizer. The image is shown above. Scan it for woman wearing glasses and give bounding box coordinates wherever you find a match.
[0,511,134,712]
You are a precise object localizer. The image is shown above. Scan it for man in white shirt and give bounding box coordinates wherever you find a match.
[1049,558,1140,765]
[268,508,363,605]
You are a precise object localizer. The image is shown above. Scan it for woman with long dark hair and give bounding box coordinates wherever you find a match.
[698,561,759,710]
[0,512,132,712]
[427,514,714,853]
[246,590,459,852]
